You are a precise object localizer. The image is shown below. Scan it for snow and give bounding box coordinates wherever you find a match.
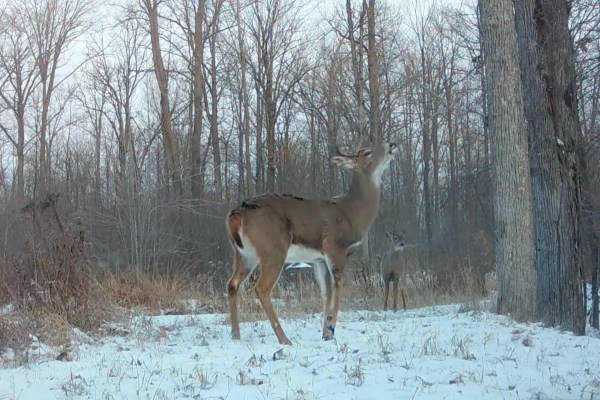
[285,262,313,270]
[1,303,599,399]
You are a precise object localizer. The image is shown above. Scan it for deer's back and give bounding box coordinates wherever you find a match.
[228,194,359,251]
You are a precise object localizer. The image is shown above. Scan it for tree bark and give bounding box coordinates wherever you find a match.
[420,37,433,244]
[480,0,537,321]
[143,0,183,199]
[206,1,223,199]
[190,0,206,198]
[345,0,367,142]
[365,0,381,143]
[513,0,585,334]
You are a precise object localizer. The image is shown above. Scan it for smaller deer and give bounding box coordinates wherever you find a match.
[381,231,408,311]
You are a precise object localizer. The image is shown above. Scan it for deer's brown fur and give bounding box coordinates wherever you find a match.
[226,143,398,345]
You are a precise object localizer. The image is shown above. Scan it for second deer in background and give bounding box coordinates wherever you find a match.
[381,231,408,311]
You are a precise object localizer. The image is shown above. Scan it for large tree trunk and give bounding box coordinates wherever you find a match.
[479,0,537,321]
[513,0,585,334]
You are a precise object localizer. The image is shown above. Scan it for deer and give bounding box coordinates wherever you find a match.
[225,142,398,345]
[381,231,409,312]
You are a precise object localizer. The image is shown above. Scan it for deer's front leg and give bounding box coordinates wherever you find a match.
[329,263,344,338]
[322,254,345,341]
[313,261,334,340]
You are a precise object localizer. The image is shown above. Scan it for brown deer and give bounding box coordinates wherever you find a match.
[381,231,409,311]
[225,142,398,345]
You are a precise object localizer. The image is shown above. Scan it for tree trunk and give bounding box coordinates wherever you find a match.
[421,42,433,244]
[345,0,367,141]
[234,0,254,197]
[255,82,264,193]
[591,238,599,329]
[144,0,183,199]
[513,0,585,334]
[445,71,459,248]
[480,0,537,321]
[16,106,26,204]
[207,3,223,199]
[365,0,381,143]
[191,0,206,198]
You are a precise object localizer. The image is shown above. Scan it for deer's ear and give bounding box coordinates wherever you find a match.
[332,155,356,170]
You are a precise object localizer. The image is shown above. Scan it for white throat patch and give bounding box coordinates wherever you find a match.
[371,156,392,186]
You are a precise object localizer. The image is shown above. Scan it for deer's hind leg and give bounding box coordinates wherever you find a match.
[400,285,407,310]
[399,264,407,310]
[383,278,391,311]
[392,276,400,311]
[255,252,291,345]
[227,250,255,340]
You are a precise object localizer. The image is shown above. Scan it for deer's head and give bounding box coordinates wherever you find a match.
[332,142,398,186]
[385,231,406,252]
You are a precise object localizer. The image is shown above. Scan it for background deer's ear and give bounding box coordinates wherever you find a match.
[332,155,356,170]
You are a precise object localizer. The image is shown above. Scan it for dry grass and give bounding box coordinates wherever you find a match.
[0,247,225,360]
[339,259,490,313]
[0,217,491,365]
[0,254,490,360]
[102,267,213,314]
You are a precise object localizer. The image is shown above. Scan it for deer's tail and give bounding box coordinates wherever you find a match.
[226,210,244,249]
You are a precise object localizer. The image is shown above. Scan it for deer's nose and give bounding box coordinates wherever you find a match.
[388,142,398,153]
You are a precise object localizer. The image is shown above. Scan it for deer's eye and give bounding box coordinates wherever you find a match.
[363,150,372,157]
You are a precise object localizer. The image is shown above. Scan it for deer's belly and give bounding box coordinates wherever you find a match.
[285,244,327,264]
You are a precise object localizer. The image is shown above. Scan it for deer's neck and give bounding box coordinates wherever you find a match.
[339,172,381,231]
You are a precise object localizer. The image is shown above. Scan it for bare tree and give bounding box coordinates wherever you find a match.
[232,0,254,198]
[86,17,147,203]
[202,0,225,199]
[140,0,184,199]
[0,6,39,203]
[343,0,367,142]
[365,0,381,143]
[23,0,92,194]
[244,0,308,193]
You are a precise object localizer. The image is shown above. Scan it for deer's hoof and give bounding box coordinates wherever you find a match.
[322,325,335,340]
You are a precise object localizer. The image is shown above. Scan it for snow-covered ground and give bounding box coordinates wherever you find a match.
[1,303,599,400]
